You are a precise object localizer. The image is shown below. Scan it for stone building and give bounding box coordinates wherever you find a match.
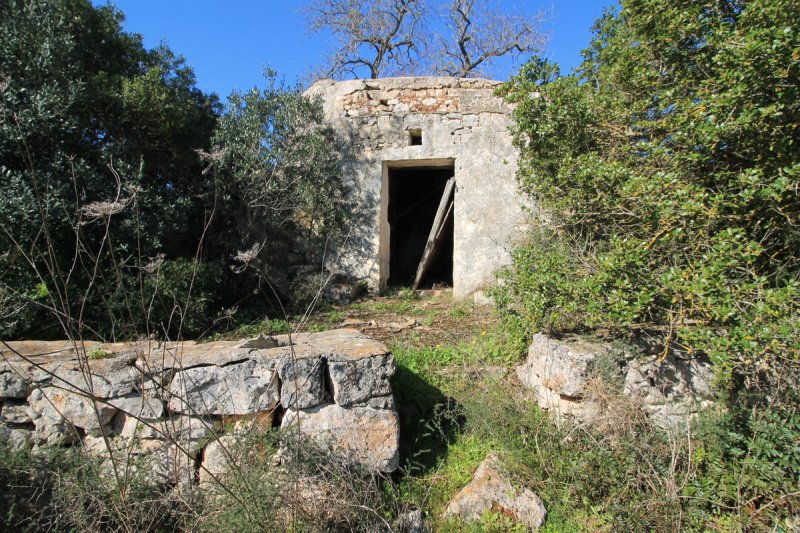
[305,77,529,299]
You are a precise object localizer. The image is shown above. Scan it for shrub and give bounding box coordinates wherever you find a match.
[497,0,800,382]
[495,0,800,527]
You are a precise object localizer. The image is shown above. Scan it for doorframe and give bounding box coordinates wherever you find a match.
[380,158,456,291]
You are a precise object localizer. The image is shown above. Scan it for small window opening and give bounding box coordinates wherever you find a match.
[408,129,423,146]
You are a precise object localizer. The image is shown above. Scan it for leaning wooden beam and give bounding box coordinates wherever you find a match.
[413,177,455,289]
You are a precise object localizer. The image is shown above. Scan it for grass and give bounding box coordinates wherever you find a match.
[7,290,793,531]
[206,317,292,341]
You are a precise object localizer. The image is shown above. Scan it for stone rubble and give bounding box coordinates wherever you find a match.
[516,333,715,428]
[0,329,400,486]
[444,452,546,530]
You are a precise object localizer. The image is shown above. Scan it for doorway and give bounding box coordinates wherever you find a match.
[385,164,454,288]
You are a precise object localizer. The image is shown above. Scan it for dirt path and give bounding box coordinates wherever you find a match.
[304,289,498,349]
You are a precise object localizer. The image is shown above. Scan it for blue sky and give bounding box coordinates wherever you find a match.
[101,1,613,98]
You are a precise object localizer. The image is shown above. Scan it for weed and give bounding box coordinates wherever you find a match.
[208,317,292,340]
[449,303,471,319]
[397,287,420,301]
[372,299,415,315]
[86,347,108,360]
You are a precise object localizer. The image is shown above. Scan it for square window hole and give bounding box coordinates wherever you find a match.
[408,129,422,146]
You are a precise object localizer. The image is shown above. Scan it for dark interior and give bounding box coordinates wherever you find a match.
[388,165,454,288]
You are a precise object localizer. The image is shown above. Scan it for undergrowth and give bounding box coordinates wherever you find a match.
[389,310,800,532]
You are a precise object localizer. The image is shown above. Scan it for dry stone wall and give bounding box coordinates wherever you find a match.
[0,329,400,484]
[516,333,715,428]
[305,77,531,298]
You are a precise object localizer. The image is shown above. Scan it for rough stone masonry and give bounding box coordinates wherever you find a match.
[305,76,532,299]
[0,329,400,485]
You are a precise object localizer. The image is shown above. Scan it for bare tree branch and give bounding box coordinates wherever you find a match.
[435,0,548,78]
[304,0,427,79]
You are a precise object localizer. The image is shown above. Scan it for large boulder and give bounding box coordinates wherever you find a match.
[517,333,611,399]
[444,453,546,530]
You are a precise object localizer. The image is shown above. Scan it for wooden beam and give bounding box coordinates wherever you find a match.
[413,177,455,289]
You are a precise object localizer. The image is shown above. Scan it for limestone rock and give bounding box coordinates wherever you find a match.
[0,400,33,424]
[199,413,275,484]
[521,376,602,423]
[155,416,219,451]
[328,355,394,406]
[282,403,399,472]
[221,411,275,435]
[444,453,546,530]
[396,509,428,533]
[0,370,31,398]
[168,359,279,416]
[199,434,239,484]
[624,353,715,428]
[50,366,139,399]
[310,330,395,406]
[136,341,251,373]
[517,333,614,399]
[108,393,164,419]
[80,434,108,455]
[109,416,220,486]
[0,424,33,450]
[131,439,197,486]
[278,357,325,409]
[518,333,716,430]
[33,418,80,446]
[29,387,117,433]
[113,412,168,440]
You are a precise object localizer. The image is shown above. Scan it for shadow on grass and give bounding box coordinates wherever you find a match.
[391,363,466,477]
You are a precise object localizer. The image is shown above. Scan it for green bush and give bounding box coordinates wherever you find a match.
[494,0,800,527]
[497,0,800,381]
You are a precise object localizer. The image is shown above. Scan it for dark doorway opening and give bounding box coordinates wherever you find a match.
[388,165,454,288]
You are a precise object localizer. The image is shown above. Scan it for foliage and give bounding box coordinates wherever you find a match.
[0,1,355,340]
[496,0,800,381]
[494,0,800,527]
[202,430,396,532]
[0,0,220,340]
[208,73,355,311]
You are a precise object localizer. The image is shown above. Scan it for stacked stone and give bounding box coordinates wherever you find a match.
[0,329,400,486]
[516,333,715,428]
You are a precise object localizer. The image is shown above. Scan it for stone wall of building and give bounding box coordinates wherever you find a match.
[305,77,531,298]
